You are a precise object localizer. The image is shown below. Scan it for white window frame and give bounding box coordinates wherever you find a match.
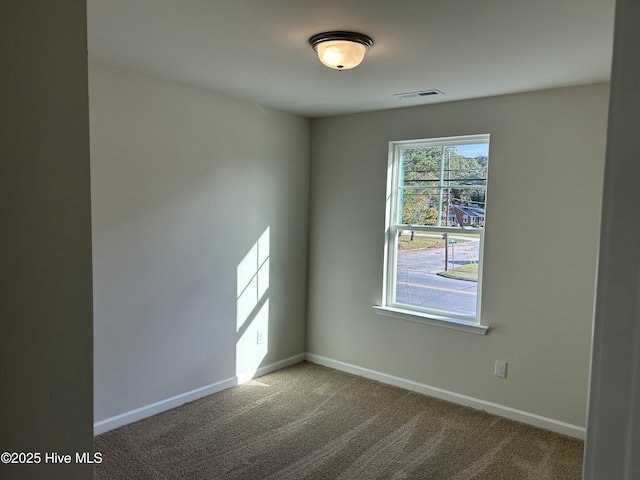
[373,134,490,335]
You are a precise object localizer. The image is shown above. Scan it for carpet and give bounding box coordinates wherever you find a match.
[94,361,583,479]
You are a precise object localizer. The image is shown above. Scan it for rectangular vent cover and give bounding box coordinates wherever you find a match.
[394,89,444,100]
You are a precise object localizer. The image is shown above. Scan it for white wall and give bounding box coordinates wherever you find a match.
[584,0,640,477]
[0,1,93,479]
[307,84,608,428]
[90,63,310,423]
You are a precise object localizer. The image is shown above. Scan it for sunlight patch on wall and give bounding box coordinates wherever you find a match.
[236,227,270,382]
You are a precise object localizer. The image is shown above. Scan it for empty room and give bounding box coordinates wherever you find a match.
[3,1,640,479]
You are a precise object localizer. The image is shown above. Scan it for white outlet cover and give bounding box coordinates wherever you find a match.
[495,360,507,378]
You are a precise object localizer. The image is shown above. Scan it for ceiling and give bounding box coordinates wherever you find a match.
[87,0,616,118]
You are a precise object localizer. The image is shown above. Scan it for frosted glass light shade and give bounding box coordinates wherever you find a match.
[316,40,367,70]
[309,31,374,71]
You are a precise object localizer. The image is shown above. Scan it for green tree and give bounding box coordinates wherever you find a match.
[400,147,487,226]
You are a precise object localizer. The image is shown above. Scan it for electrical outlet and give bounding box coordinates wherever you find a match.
[257,330,265,345]
[494,360,507,378]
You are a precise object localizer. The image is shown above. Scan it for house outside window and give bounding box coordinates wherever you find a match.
[376,134,490,333]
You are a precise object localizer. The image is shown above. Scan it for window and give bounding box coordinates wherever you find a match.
[375,134,490,334]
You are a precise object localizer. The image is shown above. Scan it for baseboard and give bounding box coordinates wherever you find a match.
[95,352,585,439]
[93,353,305,436]
[305,353,586,440]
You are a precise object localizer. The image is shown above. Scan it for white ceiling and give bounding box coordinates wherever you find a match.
[87,0,616,118]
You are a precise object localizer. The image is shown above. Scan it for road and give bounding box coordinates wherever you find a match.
[395,238,480,317]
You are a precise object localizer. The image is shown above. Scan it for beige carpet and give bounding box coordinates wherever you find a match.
[94,361,583,479]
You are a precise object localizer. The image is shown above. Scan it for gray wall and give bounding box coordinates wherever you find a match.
[584,0,640,477]
[307,84,609,427]
[0,1,93,479]
[90,64,310,422]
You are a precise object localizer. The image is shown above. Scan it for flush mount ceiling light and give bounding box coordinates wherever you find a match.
[309,31,374,71]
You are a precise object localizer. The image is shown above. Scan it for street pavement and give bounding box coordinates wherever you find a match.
[395,238,480,317]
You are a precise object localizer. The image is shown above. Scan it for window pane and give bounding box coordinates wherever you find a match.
[399,144,488,227]
[394,229,480,317]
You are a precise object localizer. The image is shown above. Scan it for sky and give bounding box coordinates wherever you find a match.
[456,144,489,158]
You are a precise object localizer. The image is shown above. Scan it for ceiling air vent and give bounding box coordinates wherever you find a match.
[393,89,444,100]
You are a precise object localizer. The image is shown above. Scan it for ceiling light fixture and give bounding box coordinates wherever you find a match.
[309,31,374,71]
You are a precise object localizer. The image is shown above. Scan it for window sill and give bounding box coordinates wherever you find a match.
[372,306,489,335]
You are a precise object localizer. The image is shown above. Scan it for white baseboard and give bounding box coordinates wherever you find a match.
[93,353,305,436]
[95,352,585,440]
[305,353,585,440]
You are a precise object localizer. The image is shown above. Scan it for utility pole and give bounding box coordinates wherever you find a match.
[451,240,455,270]
[443,232,448,271]
[446,149,451,226]
[438,147,446,226]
